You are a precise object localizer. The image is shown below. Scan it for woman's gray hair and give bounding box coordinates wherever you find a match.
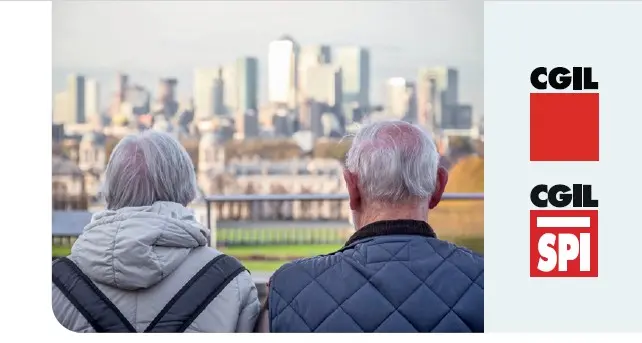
[345,119,440,203]
[101,130,198,210]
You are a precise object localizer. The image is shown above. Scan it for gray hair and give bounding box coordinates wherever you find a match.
[101,130,198,210]
[345,120,440,203]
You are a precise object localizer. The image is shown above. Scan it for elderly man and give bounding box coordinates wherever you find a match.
[258,120,484,333]
[52,131,260,332]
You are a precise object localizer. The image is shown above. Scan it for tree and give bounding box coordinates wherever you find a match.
[313,138,352,162]
[105,136,121,161]
[180,138,199,170]
[473,139,484,157]
[448,136,475,155]
[445,155,484,193]
[225,139,301,161]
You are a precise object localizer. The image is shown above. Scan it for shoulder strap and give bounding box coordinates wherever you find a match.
[52,257,136,333]
[144,254,246,333]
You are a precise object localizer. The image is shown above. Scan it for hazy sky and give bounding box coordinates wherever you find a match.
[53,0,483,116]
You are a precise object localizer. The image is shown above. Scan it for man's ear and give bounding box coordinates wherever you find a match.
[343,169,362,211]
[429,167,449,209]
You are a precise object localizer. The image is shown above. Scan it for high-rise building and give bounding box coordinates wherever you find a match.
[447,104,473,130]
[385,78,416,121]
[307,100,325,139]
[158,78,177,103]
[268,35,299,107]
[304,65,342,131]
[416,67,459,130]
[236,109,259,139]
[236,57,259,112]
[343,103,366,125]
[66,74,86,124]
[221,64,237,115]
[213,69,225,116]
[53,91,68,125]
[305,65,342,108]
[335,47,370,107]
[272,109,297,137]
[125,85,151,116]
[116,73,129,102]
[298,45,331,97]
[84,78,100,123]
[193,68,220,120]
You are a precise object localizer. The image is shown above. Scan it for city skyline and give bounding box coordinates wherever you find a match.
[53,1,483,117]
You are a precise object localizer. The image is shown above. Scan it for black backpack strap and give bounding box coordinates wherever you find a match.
[52,257,136,333]
[144,254,246,333]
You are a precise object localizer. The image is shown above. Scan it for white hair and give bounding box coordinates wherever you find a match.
[345,120,440,203]
[101,130,198,210]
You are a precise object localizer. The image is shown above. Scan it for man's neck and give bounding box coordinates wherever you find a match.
[355,202,429,230]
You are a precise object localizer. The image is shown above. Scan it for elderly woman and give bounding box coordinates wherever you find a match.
[52,131,259,333]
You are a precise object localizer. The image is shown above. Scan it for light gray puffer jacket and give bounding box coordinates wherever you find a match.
[52,201,260,333]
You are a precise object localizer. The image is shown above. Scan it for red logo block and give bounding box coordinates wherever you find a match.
[530,93,599,161]
[530,210,598,277]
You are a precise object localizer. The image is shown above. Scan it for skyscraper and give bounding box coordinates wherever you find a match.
[416,67,459,130]
[301,64,345,137]
[193,68,220,119]
[268,35,299,108]
[116,73,129,102]
[222,63,238,114]
[53,91,68,125]
[84,78,100,124]
[385,78,416,121]
[213,69,225,116]
[305,65,342,108]
[335,47,370,107]
[66,74,86,124]
[236,109,259,139]
[236,57,259,112]
[298,45,331,97]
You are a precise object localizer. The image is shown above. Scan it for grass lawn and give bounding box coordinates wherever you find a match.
[222,244,340,258]
[216,228,346,245]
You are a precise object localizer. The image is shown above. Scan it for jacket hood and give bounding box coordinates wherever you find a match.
[71,201,209,291]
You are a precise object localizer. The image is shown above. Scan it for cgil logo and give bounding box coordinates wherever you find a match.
[529,66,600,162]
[529,184,599,277]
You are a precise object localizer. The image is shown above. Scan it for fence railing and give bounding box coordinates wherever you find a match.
[203,193,483,247]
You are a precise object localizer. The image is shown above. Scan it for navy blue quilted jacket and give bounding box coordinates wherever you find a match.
[267,220,484,332]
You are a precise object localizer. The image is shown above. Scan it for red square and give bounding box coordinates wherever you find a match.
[530,210,598,277]
[530,93,599,161]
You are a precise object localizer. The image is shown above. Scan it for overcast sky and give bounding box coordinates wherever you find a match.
[53,0,483,116]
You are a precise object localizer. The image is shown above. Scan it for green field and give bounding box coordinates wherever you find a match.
[216,228,345,245]
[52,236,482,273]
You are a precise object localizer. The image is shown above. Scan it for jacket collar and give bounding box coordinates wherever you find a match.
[344,220,437,247]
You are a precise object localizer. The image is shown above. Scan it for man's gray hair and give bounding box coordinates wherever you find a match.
[101,130,198,210]
[345,120,440,203]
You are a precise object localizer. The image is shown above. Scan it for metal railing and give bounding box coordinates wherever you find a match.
[203,193,483,247]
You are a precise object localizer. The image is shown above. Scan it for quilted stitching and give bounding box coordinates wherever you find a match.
[270,235,484,333]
